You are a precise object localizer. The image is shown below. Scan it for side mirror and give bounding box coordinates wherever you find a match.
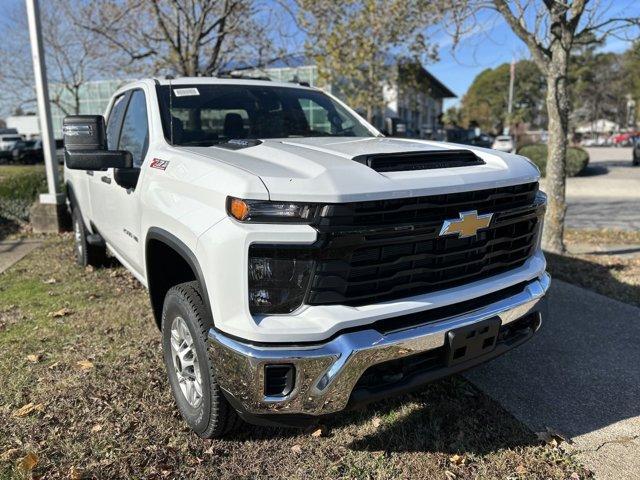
[63,115,132,170]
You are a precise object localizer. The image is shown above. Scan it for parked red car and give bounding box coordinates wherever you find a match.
[612,132,635,146]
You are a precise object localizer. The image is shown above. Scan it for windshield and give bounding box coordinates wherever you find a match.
[156,84,376,146]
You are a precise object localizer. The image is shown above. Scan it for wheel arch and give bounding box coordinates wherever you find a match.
[145,227,214,330]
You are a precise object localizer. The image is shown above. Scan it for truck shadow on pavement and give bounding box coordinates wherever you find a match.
[464,258,640,447]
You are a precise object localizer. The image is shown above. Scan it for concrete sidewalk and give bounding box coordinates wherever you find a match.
[0,239,42,274]
[466,280,640,479]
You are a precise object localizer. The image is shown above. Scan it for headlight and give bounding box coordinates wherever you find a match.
[227,197,318,223]
[248,247,313,314]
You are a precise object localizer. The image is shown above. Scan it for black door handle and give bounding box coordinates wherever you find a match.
[101,176,112,184]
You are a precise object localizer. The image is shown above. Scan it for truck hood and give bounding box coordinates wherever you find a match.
[183,137,540,203]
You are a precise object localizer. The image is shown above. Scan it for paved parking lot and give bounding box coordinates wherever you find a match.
[542,147,640,231]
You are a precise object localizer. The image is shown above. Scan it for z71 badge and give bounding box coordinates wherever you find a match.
[150,158,169,170]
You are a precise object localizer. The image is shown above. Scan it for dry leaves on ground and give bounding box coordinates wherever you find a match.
[12,402,45,418]
[48,307,73,318]
[19,452,38,471]
[536,427,572,447]
[77,360,94,370]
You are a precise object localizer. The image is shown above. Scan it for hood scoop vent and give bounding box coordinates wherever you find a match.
[353,149,485,172]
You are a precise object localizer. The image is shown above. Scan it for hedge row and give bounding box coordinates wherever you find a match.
[0,167,48,223]
[517,144,590,177]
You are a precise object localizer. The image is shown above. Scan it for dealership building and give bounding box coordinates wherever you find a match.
[10,61,454,140]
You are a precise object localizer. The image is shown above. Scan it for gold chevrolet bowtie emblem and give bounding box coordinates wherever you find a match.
[439,210,493,238]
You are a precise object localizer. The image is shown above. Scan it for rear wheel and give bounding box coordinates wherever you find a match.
[72,207,106,267]
[633,153,639,166]
[161,281,241,438]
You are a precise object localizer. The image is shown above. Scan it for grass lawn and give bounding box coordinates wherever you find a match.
[547,229,640,307]
[0,237,591,479]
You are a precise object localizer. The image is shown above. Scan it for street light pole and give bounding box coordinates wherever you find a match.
[25,0,62,206]
[506,59,515,135]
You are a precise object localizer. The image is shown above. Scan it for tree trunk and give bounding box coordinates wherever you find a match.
[542,51,569,254]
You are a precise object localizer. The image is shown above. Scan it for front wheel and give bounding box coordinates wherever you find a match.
[161,281,241,438]
[72,207,106,267]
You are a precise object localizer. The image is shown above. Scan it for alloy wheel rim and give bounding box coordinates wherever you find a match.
[170,316,203,408]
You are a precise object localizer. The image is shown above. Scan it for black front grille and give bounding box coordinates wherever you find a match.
[306,182,543,306]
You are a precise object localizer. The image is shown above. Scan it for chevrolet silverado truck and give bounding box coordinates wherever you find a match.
[63,77,549,438]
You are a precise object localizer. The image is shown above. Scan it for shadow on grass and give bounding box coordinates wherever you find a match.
[0,218,21,241]
[546,251,640,307]
[229,376,538,455]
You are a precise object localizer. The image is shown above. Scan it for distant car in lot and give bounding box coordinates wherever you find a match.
[445,128,493,148]
[633,136,639,166]
[492,135,515,153]
[0,134,24,158]
[11,139,44,164]
[612,132,634,147]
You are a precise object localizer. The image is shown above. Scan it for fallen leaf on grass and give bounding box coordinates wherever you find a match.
[310,425,327,438]
[449,454,466,466]
[48,361,60,370]
[0,448,20,461]
[91,424,103,433]
[444,470,456,479]
[12,402,45,417]
[49,308,73,318]
[69,465,83,479]
[85,265,94,273]
[77,360,94,370]
[19,452,38,471]
[290,444,302,454]
[570,473,581,480]
[515,464,527,475]
[26,354,41,363]
[372,417,382,428]
[43,278,57,284]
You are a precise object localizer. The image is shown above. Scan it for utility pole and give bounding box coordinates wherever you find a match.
[506,59,515,135]
[25,0,64,231]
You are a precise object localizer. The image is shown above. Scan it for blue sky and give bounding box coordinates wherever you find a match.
[425,3,640,109]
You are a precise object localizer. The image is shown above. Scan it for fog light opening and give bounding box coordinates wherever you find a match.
[264,364,295,397]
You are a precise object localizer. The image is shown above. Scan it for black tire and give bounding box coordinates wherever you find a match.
[161,281,241,438]
[72,207,106,267]
[633,154,639,166]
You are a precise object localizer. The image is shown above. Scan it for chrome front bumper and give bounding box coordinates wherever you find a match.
[208,272,550,418]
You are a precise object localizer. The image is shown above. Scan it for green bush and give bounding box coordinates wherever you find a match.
[0,166,48,223]
[517,144,589,177]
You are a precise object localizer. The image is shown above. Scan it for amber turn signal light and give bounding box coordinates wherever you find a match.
[228,198,250,221]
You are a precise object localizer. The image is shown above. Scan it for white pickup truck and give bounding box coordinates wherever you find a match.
[63,77,549,437]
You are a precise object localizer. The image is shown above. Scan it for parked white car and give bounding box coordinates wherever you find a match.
[492,135,515,153]
[63,77,549,437]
